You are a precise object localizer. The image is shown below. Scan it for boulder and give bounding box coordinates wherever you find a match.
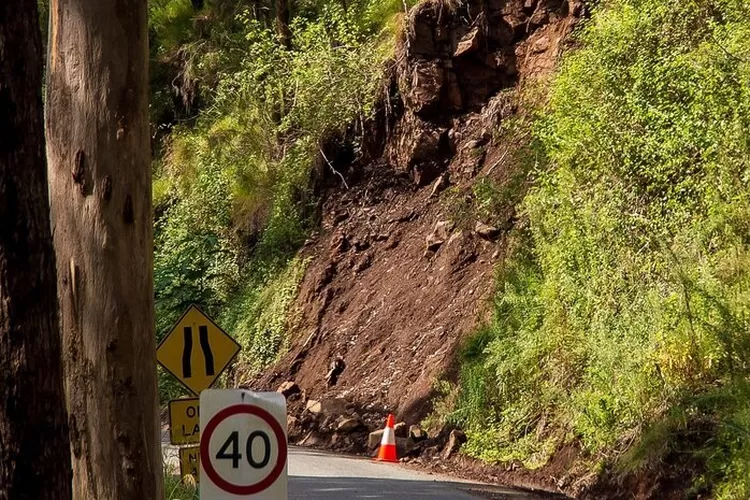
[441,429,467,459]
[403,61,445,116]
[368,429,385,449]
[409,424,427,442]
[454,27,481,57]
[276,381,301,399]
[336,417,364,434]
[287,416,302,440]
[306,397,349,416]
[394,422,408,438]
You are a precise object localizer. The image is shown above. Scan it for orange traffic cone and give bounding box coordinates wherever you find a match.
[375,414,399,463]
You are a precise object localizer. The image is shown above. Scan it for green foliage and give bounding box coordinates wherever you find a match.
[152,0,409,402]
[449,0,750,493]
[221,256,310,377]
[164,462,199,500]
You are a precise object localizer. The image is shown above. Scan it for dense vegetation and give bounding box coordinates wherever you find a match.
[149,0,415,399]
[448,0,750,496]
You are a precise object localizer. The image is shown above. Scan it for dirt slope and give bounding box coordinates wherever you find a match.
[254,0,581,421]
[243,3,705,498]
[267,160,498,422]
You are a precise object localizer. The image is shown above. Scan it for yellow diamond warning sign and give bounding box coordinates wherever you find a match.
[157,305,240,396]
[180,446,200,483]
[168,398,200,445]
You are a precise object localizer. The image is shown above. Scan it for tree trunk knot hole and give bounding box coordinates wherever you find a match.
[72,149,86,194]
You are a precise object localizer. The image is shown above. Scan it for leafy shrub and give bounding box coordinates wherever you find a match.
[451,0,750,493]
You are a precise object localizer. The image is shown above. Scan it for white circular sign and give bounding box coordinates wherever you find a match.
[200,391,288,499]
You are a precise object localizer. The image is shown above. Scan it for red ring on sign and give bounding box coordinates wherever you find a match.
[201,404,288,495]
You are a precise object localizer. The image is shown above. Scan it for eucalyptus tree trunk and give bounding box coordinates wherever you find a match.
[45,0,163,497]
[0,0,72,498]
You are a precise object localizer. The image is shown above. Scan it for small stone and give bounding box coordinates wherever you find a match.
[474,221,501,240]
[426,238,444,252]
[454,27,481,57]
[333,212,349,225]
[305,399,322,414]
[325,356,346,387]
[423,445,441,459]
[429,174,449,198]
[353,254,373,274]
[426,220,454,252]
[321,415,334,430]
[353,239,370,251]
[277,381,301,398]
[331,232,349,253]
[287,416,301,439]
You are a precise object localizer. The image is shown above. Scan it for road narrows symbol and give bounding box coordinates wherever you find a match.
[199,325,215,376]
[181,324,216,379]
[183,327,193,378]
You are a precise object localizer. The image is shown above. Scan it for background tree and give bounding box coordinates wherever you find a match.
[276,0,292,49]
[0,0,72,498]
[45,0,163,497]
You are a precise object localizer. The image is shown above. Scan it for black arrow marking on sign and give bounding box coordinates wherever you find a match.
[199,325,215,376]
[182,325,215,379]
[182,327,193,378]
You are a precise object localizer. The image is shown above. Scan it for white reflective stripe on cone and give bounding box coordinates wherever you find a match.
[381,426,396,446]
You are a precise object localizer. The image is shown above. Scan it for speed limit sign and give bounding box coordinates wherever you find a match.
[200,390,288,499]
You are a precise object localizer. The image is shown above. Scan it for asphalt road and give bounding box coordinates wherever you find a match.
[287,447,549,500]
[163,437,554,499]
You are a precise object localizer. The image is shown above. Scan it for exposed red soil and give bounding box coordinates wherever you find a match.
[254,0,582,430]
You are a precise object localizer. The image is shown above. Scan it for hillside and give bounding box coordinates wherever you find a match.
[256,0,580,421]
[152,0,750,498]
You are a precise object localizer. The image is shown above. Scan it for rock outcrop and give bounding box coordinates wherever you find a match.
[386,0,582,185]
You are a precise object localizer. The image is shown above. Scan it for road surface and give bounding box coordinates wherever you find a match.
[164,438,557,499]
[287,447,550,499]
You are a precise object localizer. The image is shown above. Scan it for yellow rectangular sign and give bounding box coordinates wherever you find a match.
[179,446,200,483]
[169,398,200,445]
